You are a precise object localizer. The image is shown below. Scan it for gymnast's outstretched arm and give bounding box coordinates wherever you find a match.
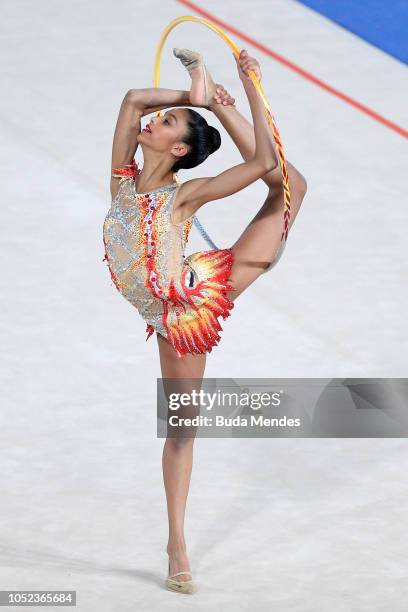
[209,96,307,196]
[127,87,203,115]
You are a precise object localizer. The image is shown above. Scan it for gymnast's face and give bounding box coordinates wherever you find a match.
[138,108,190,159]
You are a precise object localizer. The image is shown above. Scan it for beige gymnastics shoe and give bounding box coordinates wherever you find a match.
[173,47,216,108]
[165,561,197,594]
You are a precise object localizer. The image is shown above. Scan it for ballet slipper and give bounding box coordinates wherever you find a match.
[173,47,216,108]
[165,560,197,594]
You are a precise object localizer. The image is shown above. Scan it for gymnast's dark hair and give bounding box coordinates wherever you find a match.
[171,108,221,172]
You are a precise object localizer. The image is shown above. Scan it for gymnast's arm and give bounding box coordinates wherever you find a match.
[110,91,143,201]
[176,69,279,214]
[127,88,201,116]
[209,97,307,198]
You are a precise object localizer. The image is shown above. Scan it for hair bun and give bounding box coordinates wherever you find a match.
[170,109,222,173]
[208,126,221,154]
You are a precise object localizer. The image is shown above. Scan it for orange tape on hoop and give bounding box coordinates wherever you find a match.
[152,15,291,244]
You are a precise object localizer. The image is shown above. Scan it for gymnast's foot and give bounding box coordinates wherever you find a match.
[166,544,193,583]
[173,47,217,108]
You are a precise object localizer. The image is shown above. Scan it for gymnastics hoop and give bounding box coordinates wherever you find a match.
[152,15,291,250]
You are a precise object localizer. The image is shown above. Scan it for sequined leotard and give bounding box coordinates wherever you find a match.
[102,159,236,358]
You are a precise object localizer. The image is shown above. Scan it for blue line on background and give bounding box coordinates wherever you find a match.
[295,0,408,65]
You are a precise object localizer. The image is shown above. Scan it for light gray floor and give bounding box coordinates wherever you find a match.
[1,0,407,610]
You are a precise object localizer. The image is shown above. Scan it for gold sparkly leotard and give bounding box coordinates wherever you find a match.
[102,159,236,358]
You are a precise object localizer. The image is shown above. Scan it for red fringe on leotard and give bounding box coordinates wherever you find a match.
[111,157,141,180]
[160,248,236,358]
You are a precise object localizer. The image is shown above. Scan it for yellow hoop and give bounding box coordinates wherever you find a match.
[153,15,291,243]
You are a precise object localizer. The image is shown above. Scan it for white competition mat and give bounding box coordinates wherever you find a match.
[1,1,407,610]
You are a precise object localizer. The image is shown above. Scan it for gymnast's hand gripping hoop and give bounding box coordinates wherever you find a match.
[151,15,291,251]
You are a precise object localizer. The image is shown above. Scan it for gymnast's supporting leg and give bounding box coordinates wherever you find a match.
[156,331,207,583]
[209,90,307,299]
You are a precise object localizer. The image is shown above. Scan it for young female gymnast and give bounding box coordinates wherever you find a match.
[103,48,307,593]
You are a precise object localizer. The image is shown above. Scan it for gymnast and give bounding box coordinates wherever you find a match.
[103,48,307,593]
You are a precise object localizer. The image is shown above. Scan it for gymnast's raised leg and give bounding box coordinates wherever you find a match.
[186,48,308,300]
[208,55,308,299]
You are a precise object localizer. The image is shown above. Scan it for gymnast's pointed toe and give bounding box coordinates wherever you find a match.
[173,47,202,72]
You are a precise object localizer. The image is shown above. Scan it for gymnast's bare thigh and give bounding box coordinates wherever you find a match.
[156,331,207,374]
[226,183,305,301]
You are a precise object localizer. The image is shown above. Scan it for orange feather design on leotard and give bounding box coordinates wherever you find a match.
[162,248,236,358]
[111,158,141,179]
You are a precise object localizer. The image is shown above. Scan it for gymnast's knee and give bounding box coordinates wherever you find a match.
[263,242,287,273]
[165,435,196,449]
